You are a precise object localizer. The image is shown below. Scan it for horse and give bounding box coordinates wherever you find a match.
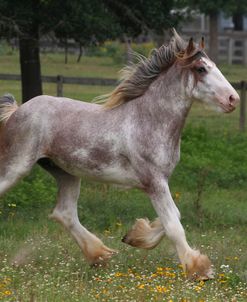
[0,30,239,280]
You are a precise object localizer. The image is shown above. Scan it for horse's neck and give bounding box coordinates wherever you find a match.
[134,68,192,132]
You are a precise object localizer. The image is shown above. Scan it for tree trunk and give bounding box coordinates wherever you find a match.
[124,35,132,65]
[19,27,42,103]
[209,11,219,63]
[65,38,68,64]
[233,12,243,31]
[77,43,84,63]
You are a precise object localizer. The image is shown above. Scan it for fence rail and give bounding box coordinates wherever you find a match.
[0,73,246,131]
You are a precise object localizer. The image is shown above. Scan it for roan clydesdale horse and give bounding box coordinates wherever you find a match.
[0,31,239,280]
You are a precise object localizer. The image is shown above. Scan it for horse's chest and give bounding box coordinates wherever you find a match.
[153,146,180,175]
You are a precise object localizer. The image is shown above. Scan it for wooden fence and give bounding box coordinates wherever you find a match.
[0,73,246,131]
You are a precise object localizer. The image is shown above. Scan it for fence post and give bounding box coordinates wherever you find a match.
[239,81,246,131]
[57,75,63,97]
[244,39,247,65]
[228,38,233,65]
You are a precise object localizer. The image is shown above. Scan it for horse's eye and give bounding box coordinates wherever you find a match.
[196,66,206,74]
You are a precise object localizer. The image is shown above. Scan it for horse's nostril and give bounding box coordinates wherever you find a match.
[229,95,236,104]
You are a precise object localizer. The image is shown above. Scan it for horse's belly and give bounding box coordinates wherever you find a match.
[94,165,141,187]
[52,156,141,188]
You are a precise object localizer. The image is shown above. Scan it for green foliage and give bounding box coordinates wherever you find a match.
[78,184,154,231]
[52,0,122,46]
[88,41,125,65]
[103,0,185,37]
[0,0,184,48]
[172,124,247,190]
[184,0,247,15]
[88,40,156,64]
[132,42,156,57]
[0,166,56,219]
[0,41,13,55]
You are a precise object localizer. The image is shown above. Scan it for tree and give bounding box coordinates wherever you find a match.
[225,1,247,30]
[0,0,184,102]
[0,0,44,102]
[103,0,185,43]
[98,0,186,62]
[0,0,123,101]
[184,0,225,62]
[53,0,122,63]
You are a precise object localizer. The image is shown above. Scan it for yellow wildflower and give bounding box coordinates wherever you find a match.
[155,285,169,293]
[175,192,181,200]
[137,284,145,289]
[114,272,125,277]
[164,267,172,271]
[194,286,201,292]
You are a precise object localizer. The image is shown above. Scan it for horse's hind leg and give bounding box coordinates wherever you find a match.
[38,159,116,265]
[0,155,34,198]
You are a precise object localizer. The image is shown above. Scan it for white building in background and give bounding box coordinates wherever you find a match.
[179,11,247,65]
[182,12,247,32]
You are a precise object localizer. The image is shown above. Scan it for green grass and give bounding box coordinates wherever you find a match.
[220,63,247,83]
[1,181,247,301]
[0,51,119,101]
[0,49,247,301]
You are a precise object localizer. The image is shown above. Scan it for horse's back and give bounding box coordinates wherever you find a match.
[1,95,101,159]
[14,95,105,140]
[25,95,102,115]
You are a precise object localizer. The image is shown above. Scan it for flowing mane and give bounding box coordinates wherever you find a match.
[101,30,188,109]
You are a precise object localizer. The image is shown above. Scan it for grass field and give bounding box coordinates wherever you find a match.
[0,49,247,301]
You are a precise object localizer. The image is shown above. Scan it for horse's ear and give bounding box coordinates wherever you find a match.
[186,38,195,56]
[200,37,205,49]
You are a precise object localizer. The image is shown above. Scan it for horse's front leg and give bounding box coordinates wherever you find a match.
[124,178,213,280]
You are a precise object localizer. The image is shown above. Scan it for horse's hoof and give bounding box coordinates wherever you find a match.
[184,251,214,281]
[122,218,165,249]
[87,246,118,267]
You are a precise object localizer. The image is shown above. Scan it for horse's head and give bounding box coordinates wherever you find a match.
[178,38,239,113]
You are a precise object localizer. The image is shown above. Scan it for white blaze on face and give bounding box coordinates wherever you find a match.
[191,57,240,113]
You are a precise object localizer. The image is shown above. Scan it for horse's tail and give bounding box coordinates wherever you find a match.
[0,94,19,124]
